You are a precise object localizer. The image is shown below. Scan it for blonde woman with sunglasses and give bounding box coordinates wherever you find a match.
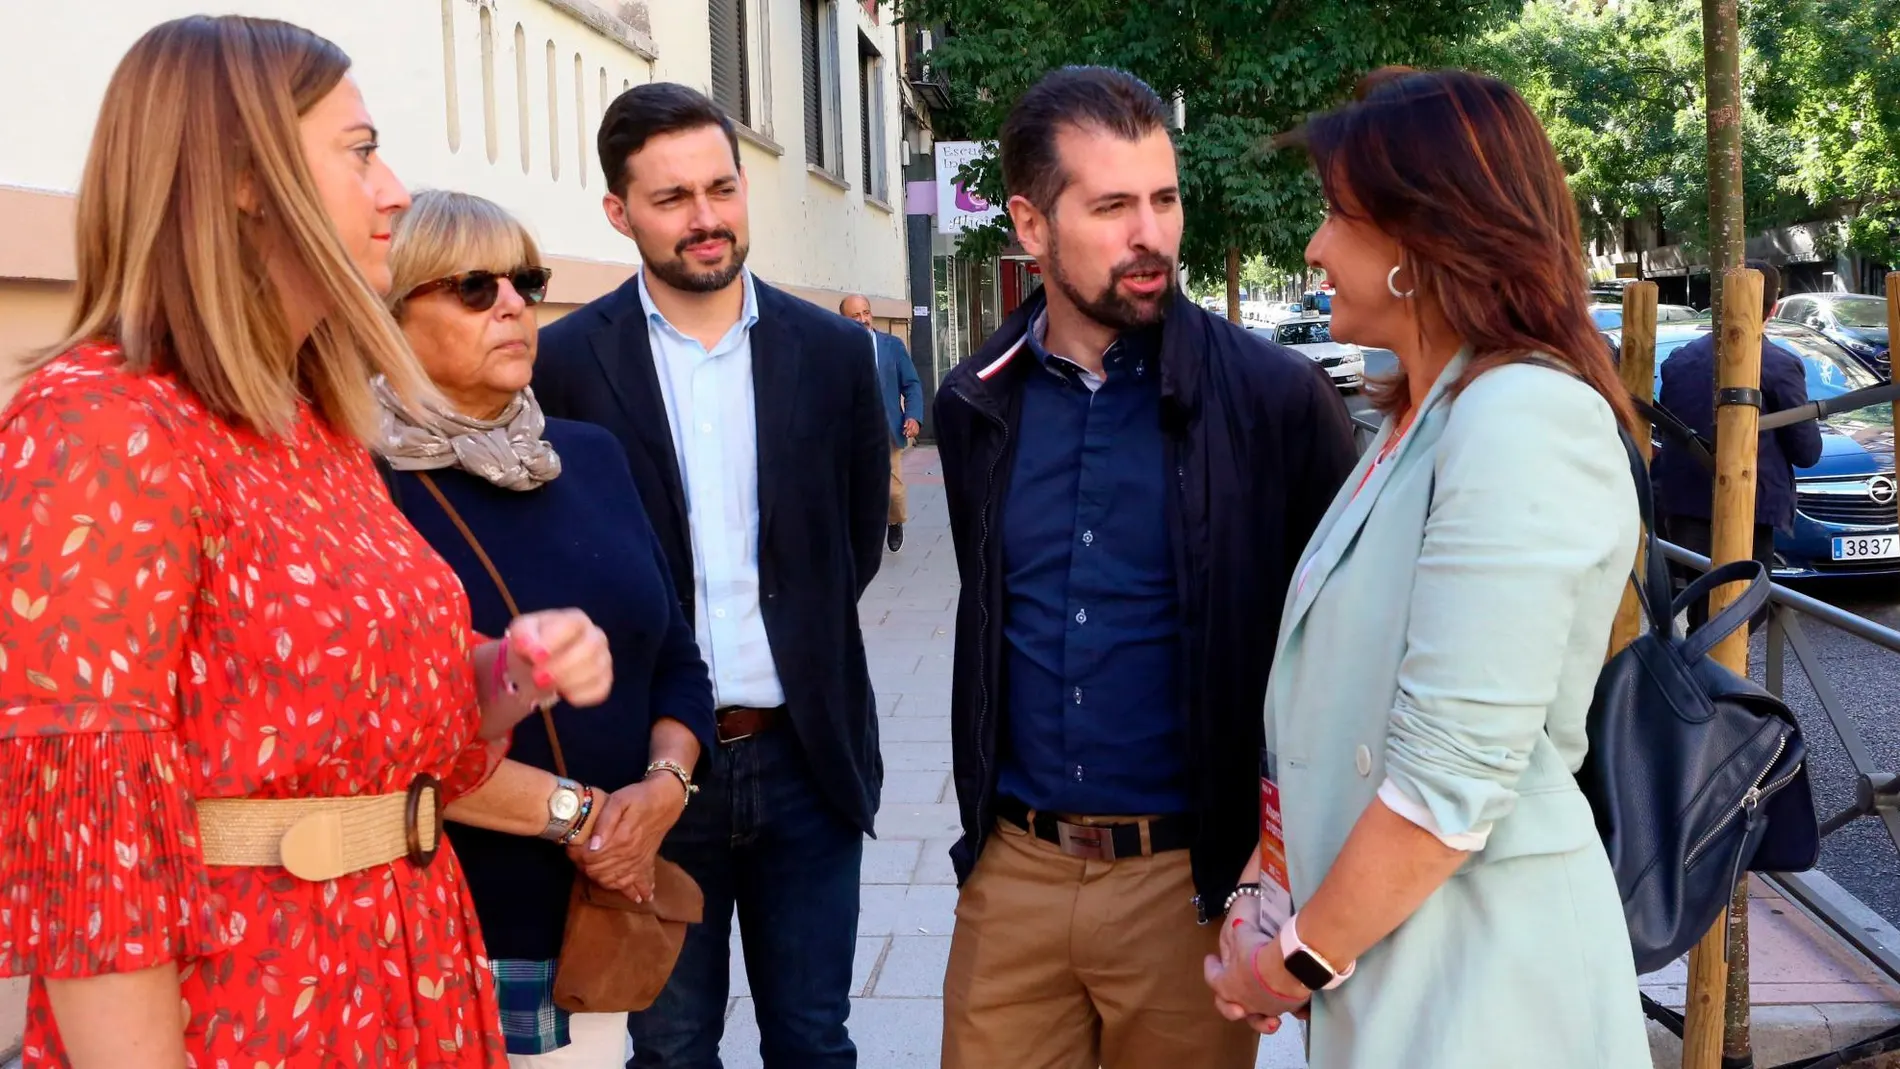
[0,18,615,1068]
[374,190,716,1067]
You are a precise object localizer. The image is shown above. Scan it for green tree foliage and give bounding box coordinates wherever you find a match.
[1748,0,1900,261]
[897,0,1520,276]
[1462,0,1900,262]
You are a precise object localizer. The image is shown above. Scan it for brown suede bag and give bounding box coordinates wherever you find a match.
[416,473,704,1014]
[552,855,703,1012]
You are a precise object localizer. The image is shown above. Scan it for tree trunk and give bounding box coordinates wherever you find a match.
[1703,0,1747,321]
[1684,10,1753,1065]
[1226,246,1242,324]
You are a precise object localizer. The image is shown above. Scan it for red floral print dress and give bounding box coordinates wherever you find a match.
[0,345,509,1067]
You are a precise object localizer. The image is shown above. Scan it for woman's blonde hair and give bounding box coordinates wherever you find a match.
[32,15,432,439]
[387,191,543,321]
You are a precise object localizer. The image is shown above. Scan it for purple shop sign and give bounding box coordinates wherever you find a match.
[934,140,1005,236]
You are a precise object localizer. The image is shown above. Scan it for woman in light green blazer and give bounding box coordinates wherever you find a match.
[1202,69,1651,1067]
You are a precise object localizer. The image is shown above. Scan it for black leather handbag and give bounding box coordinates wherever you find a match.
[1576,432,1820,975]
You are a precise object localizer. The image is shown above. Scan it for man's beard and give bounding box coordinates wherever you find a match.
[643,226,751,293]
[1047,238,1174,333]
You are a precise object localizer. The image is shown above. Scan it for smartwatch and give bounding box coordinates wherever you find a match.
[1279,913,1355,992]
[541,777,585,841]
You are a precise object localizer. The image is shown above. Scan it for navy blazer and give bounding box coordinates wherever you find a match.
[1653,334,1824,532]
[397,419,717,961]
[532,274,890,833]
[873,330,924,443]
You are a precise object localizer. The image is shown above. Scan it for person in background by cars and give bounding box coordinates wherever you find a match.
[1654,259,1823,630]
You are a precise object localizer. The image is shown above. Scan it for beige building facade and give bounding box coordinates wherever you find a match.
[0,0,913,360]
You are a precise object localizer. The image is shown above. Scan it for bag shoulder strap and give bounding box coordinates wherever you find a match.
[414,471,569,779]
[1633,397,1717,473]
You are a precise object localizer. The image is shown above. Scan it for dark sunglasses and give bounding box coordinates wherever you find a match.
[406,266,553,311]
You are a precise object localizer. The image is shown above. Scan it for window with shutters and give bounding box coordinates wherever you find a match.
[709,0,749,126]
[802,0,844,180]
[858,33,887,204]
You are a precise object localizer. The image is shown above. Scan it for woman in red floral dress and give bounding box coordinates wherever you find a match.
[0,17,612,1068]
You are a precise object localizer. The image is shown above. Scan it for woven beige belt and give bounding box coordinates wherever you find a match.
[195,775,443,882]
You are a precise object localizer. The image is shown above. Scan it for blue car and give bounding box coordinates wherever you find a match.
[1625,322,1899,579]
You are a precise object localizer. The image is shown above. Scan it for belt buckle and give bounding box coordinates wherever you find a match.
[405,774,443,869]
[716,709,756,745]
[1056,820,1116,861]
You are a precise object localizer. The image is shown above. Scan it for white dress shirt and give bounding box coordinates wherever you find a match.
[638,269,785,709]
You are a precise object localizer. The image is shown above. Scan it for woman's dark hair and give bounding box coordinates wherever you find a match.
[598,82,741,197]
[1294,67,1635,431]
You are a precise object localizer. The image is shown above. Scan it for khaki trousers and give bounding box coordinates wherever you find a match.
[889,444,909,526]
[941,820,1259,1069]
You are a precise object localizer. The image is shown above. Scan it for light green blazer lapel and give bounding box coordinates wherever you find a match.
[1278,351,1471,647]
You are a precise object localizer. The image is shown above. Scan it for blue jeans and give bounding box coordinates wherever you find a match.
[627,727,863,1069]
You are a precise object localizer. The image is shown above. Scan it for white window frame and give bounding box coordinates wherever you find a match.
[803,0,847,183]
[859,36,889,204]
[747,0,774,138]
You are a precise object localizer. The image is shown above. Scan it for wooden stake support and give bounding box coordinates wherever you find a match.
[1609,281,1659,656]
[1682,266,1765,1069]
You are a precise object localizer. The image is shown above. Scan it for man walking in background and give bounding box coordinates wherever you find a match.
[932,66,1357,1069]
[534,82,889,1068]
[1653,259,1822,632]
[843,294,924,551]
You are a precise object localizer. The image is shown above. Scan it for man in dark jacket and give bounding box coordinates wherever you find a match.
[1654,260,1823,629]
[933,67,1357,1068]
[533,83,889,1068]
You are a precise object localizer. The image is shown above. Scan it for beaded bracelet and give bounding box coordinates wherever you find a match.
[1222,884,1263,917]
[558,785,597,846]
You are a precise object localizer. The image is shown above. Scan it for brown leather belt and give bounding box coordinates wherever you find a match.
[995,794,1193,861]
[716,705,783,744]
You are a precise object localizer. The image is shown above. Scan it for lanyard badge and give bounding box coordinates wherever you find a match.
[1258,749,1295,937]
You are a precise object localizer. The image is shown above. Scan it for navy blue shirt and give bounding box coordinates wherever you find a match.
[395,418,716,962]
[997,321,1188,816]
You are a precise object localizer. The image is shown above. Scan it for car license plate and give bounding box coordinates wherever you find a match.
[1832,535,1900,561]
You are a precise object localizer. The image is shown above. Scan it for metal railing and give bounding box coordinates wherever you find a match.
[1349,411,1900,1066]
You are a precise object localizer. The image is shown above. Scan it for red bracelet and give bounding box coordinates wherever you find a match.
[491,637,519,698]
[1250,942,1309,1004]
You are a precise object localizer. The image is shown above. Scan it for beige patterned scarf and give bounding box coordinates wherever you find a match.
[373,376,562,491]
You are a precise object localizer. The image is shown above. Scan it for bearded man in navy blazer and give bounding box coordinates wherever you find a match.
[534,82,889,1068]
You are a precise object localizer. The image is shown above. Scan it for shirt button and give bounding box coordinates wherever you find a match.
[1355,745,1372,777]
[1082,530,1094,546]
[1073,765,1085,782]
[699,422,713,434]
[1073,687,1083,705]
[713,608,728,619]
[1075,608,1087,625]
